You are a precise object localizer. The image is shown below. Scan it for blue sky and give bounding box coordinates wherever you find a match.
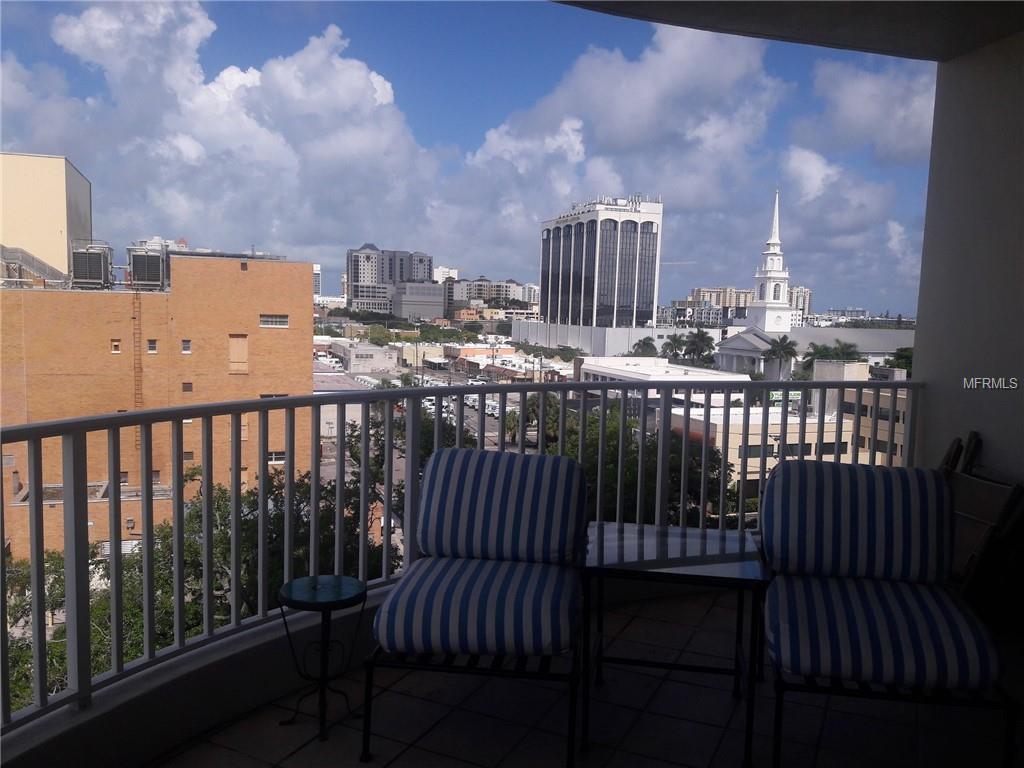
[2,1,936,313]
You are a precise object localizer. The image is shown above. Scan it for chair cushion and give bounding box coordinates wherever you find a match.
[765,574,999,689]
[373,557,580,656]
[418,448,588,565]
[762,460,952,582]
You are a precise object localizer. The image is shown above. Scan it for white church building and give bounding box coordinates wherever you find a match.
[716,192,914,378]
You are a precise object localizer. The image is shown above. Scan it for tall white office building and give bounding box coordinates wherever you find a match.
[540,195,663,327]
[312,263,322,297]
[346,243,432,313]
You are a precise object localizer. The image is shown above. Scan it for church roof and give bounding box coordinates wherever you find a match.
[717,326,915,355]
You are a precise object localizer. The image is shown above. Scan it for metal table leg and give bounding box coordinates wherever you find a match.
[744,587,762,768]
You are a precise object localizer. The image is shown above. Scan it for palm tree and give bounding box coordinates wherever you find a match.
[832,339,861,361]
[764,335,798,380]
[684,328,715,363]
[660,333,687,362]
[631,337,658,357]
[504,410,520,444]
[800,341,834,374]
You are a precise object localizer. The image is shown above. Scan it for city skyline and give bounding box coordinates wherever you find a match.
[2,2,935,313]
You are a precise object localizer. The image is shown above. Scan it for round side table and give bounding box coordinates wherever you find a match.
[278,575,367,740]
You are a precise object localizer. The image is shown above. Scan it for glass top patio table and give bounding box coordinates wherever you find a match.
[584,522,770,586]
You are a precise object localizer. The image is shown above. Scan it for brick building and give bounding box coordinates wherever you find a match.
[1,254,313,556]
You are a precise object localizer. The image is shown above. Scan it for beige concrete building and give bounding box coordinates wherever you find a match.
[0,153,92,276]
[1,254,313,556]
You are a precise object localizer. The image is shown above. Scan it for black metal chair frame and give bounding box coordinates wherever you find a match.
[360,600,587,767]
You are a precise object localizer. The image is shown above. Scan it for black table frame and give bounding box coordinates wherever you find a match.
[278,579,368,741]
[581,535,768,768]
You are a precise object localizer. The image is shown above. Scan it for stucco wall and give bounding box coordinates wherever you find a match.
[914,32,1023,482]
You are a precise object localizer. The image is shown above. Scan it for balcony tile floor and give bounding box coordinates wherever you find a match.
[154,590,1024,768]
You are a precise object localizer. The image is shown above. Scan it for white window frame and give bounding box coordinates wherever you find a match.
[259,314,289,328]
[111,339,121,354]
[181,339,192,354]
[147,339,158,354]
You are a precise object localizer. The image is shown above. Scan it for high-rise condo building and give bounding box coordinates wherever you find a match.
[346,243,432,314]
[540,195,663,328]
[313,263,322,297]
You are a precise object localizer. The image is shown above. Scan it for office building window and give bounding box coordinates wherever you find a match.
[111,339,121,354]
[120,471,129,485]
[259,314,289,328]
[182,382,193,392]
[229,334,248,374]
[147,339,158,353]
[268,451,286,464]
[181,339,192,353]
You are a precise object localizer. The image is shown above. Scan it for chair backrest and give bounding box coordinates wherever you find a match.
[761,460,952,582]
[418,448,588,565]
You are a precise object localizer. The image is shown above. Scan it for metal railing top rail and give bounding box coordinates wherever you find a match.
[0,379,922,443]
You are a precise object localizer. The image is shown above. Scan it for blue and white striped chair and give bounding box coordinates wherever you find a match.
[761,460,1015,768]
[361,448,589,766]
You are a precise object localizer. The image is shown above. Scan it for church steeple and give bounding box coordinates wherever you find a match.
[749,189,791,333]
[765,189,782,254]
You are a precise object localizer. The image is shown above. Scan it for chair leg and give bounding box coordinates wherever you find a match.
[359,660,375,763]
[1004,699,1020,768]
[772,678,785,768]
[567,662,578,768]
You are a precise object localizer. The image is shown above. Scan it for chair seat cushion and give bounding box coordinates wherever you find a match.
[765,575,999,689]
[374,557,581,656]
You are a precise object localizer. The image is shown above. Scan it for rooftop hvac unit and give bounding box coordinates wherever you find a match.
[127,245,168,290]
[70,244,113,289]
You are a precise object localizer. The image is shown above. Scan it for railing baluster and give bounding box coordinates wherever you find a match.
[498,392,507,452]
[383,404,394,579]
[655,389,670,529]
[107,429,123,674]
[62,431,91,709]
[576,389,586,462]
[258,410,269,617]
[738,391,751,533]
[558,390,567,455]
[636,389,648,528]
[699,390,711,531]
[815,386,827,461]
[0,470,9,723]
[478,392,486,450]
[718,387,731,530]
[852,387,864,464]
[905,385,919,467]
[833,386,846,463]
[171,420,186,645]
[359,402,370,582]
[405,395,421,568]
[434,395,442,452]
[758,387,770,506]
[455,395,465,449]
[284,408,295,584]
[616,388,627,526]
[779,387,789,461]
[229,414,242,627]
[538,390,547,455]
[886,385,898,467]
[679,389,691,527]
[519,391,528,454]
[334,399,346,576]
[141,423,157,655]
[798,390,808,460]
[869,387,881,466]
[597,389,608,527]
[27,438,46,707]
[310,404,321,577]
[199,418,213,636]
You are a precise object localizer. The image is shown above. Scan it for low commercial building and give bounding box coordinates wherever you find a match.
[389,342,444,368]
[513,320,683,356]
[330,338,398,373]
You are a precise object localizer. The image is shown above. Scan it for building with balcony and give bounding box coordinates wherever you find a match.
[392,282,445,322]
[346,243,432,314]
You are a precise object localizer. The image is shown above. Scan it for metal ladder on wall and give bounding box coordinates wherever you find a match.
[132,290,144,448]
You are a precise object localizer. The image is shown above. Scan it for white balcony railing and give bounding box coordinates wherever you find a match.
[0,378,920,732]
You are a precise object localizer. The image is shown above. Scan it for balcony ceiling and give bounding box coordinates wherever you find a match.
[563,1,1024,61]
